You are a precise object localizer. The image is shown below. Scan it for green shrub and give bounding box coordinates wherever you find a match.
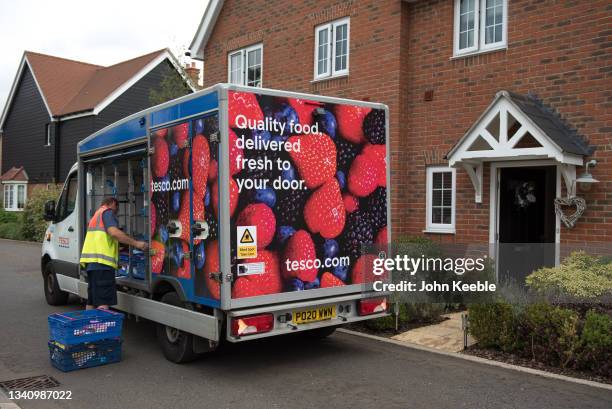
[520,303,580,368]
[579,310,612,376]
[0,222,23,240]
[526,251,612,300]
[0,209,20,224]
[468,302,520,351]
[21,185,61,242]
[363,303,446,331]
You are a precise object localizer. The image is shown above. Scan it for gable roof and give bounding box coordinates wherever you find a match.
[1,48,195,129]
[189,0,225,60]
[0,166,28,182]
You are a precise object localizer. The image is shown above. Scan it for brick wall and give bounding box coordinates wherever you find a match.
[403,0,611,244]
[202,0,407,237]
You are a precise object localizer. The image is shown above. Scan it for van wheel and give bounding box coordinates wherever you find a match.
[303,326,337,339]
[43,263,69,306]
[156,292,199,363]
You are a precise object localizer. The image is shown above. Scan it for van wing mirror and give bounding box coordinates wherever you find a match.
[43,200,56,221]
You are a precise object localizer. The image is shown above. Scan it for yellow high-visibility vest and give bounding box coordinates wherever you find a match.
[80,205,118,269]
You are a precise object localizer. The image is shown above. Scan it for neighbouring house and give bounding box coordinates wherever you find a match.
[0,48,197,210]
[189,0,610,279]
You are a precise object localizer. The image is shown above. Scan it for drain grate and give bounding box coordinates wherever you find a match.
[0,375,60,392]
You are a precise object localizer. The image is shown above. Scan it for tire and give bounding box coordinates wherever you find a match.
[43,263,69,306]
[303,326,337,339]
[155,292,199,363]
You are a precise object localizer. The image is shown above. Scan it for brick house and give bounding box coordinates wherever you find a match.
[0,49,195,210]
[189,0,610,278]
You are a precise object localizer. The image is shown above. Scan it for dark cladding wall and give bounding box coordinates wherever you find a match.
[95,60,189,129]
[58,116,94,179]
[2,66,54,182]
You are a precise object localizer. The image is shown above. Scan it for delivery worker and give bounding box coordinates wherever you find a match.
[80,197,148,310]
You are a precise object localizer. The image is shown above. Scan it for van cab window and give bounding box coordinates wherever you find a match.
[56,173,77,222]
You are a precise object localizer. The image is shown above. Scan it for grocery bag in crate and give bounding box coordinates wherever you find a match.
[48,338,122,372]
[48,309,124,345]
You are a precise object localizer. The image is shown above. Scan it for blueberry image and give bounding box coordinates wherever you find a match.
[252,129,271,143]
[169,143,179,157]
[204,188,210,207]
[277,225,296,244]
[313,108,337,138]
[265,103,299,136]
[282,165,297,182]
[333,265,348,282]
[253,188,276,208]
[194,241,206,270]
[289,278,304,291]
[158,225,169,243]
[171,191,180,213]
[195,119,204,134]
[324,239,339,258]
[304,278,320,290]
[336,170,346,190]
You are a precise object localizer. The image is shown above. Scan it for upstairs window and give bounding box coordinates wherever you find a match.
[314,17,350,80]
[228,44,263,87]
[426,167,456,233]
[454,0,507,56]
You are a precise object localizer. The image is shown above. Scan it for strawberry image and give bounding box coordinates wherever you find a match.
[151,240,165,274]
[152,136,169,178]
[176,240,191,279]
[208,159,218,181]
[229,129,243,176]
[287,98,322,126]
[287,133,336,189]
[212,177,239,218]
[236,203,276,248]
[304,179,345,239]
[375,226,387,245]
[351,255,381,284]
[320,271,346,288]
[362,143,387,187]
[232,250,282,298]
[343,193,359,213]
[281,230,318,282]
[347,153,384,197]
[178,190,191,242]
[204,240,220,299]
[150,201,157,238]
[155,128,168,139]
[172,123,189,148]
[334,105,371,144]
[190,134,210,197]
[228,91,264,128]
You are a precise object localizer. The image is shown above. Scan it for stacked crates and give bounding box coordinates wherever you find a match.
[48,310,124,372]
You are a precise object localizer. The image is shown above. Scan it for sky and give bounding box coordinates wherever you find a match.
[0,0,209,114]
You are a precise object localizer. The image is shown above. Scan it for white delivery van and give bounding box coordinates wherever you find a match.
[41,84,390,362]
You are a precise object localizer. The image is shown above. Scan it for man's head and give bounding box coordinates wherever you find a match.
[101,197,119,214]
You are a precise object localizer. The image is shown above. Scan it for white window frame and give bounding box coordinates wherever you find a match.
[44,123,51,146]
[3,182,27,211]
[453,0,508,57]
[425,166,456,234]
[227,43,263,87]
[314,17,350,80]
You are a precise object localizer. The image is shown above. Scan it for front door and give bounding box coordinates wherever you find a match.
[497,166,556,286]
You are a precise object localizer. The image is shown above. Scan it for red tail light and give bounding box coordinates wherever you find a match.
[358,297,388,316]
[231,313,274,336]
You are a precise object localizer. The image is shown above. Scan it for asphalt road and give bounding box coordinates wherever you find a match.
[0,239,610,409]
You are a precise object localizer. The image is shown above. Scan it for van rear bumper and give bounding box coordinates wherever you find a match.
[226,292,389,342]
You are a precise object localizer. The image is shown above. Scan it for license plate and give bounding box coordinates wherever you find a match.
[293,305,336,325]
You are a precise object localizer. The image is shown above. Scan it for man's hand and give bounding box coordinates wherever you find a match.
[135,241,149,251]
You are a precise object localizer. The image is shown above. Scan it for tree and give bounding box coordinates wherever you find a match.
[149,63,193,106]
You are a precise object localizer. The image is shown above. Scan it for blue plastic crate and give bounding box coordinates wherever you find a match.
[48,310,124,345]
[48,338,122,372]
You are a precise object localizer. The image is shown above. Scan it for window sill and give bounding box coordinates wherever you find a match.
[3,208,23,212]
[450,45,507,60]
[423,228,456,235]
[310,74,349,84]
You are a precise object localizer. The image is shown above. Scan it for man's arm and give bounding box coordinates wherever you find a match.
[107,226,148,250]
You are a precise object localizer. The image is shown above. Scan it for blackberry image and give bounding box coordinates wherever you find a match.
[276,189,310,227]
[205,212,218,241]
[362,109,386,145]
[336,138,360,173]
[341,210,375,261]
[364,187,387,230]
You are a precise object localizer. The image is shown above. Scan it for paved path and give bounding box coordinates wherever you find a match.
[0,239,611,409]
[391,312,476,352]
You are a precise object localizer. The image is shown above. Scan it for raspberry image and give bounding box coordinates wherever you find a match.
[362,109,386,145]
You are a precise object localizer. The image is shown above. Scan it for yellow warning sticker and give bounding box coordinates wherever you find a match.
[237,226,257,259]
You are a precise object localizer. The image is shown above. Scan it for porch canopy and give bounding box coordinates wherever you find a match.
[446,91,593,202]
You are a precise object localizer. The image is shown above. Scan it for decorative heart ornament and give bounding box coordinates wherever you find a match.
[554,197,586,229]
